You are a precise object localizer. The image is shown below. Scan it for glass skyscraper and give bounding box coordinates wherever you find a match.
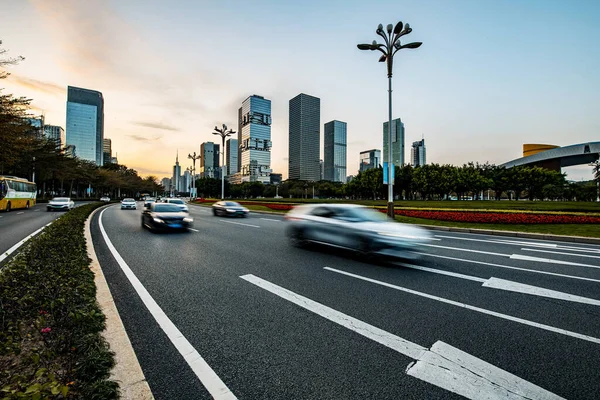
[103,138,112,164]
[200,142,220,179]
[382,118,405,166]
[172,151,181,193]
[66,86,104,165]
[240,95,272,184]
[411,139,426,167]
[226,138,238,177]
[43,125,65,148]
[359,149,381,172]
[289,93,320,181]
[324,120,347,183]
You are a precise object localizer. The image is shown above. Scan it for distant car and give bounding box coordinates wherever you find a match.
[143,197,156,208]
[141,203,193,232]
[121,198,137,210]
[165,198,188,212]
[284,204,432,260]
[212,201,249,217]
[47,197,75,212]
[100,196,110,202]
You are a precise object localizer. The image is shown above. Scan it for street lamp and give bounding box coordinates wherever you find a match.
[188,151,200,199]
[358,21,422,218]
[212,123,236,200]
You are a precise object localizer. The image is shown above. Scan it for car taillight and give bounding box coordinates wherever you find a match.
[284,215,301,221]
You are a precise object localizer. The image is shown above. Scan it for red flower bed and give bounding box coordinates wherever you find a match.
[388,209,600,224]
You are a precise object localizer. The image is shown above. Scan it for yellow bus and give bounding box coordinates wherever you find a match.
[0,176,37,212]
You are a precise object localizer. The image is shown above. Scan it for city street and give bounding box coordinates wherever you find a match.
[91,204,600,400]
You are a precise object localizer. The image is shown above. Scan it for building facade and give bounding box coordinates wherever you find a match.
[382,118,404,166]
[103,138,112,164]
[182,170,191,193]
[359,149,381,173]
[200,142,220,179]
[172,152,181,193]
[226,138,238,177]
[66,86,104,165]
[289,93,320,181]
[324,120,347,183]
[43,125,65,148]
[161,177,171,194]
[239,95,272,184]
[411,139,426,167]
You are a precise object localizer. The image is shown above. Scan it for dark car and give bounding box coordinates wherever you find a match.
[141,203,193,232]
[212,201,249,217]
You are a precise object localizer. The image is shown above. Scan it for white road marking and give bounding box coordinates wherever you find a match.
[424,243,506,257]
[0,221,53,264]
[401,263,487,283]
[483,277,600,306]
[436,234,600,254]
[99,209,236,399]
[416,252,600,284]
[324,267,600,345]
[17,212,24,215]
[260,218,281,222]
[242,274,563,400]
[510,254,600,269]
[219,219,260,228]
[522,247,600,260]
[189,228,200,232]
[34,209,40,212]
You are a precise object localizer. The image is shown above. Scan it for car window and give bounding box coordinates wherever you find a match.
[225,202,239,206]
[310,207,334,218]
[169,199,184,204]
[153,204,180,212]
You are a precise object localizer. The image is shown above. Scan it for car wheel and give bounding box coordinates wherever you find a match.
[288,227,307,248]
[141,218,146,229]
[357,237,376,260]
[212,208,217,216]
[6,202,11,212]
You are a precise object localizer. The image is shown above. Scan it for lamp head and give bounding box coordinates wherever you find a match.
[377,23,383,33]
[357,44,371,50]
[393,21,403,35]
[387,24,393,33]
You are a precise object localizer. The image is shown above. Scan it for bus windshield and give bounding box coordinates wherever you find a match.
[0,180,6,200]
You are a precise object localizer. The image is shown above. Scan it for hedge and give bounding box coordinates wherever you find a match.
[0,203,119,399]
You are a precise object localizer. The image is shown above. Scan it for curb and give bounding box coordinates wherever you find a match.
[85,207,154,399]
[188,202,600,245]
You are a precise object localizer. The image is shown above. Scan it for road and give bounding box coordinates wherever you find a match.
[91,203,600,399]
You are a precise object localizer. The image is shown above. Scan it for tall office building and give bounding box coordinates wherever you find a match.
[27,117,44,138]
[182,170,191,193]
[289,93,320,181]
[226,138,238,177]
[43,125,65,148]
[161,177,171,193]
[200,142,220,179]
[320,160,324,181]
[382,118,404,166]
[237,107,242,174]
[103,138,112,164]
[66,86,104,165]
[324,120,347,183]
[172,151,181,193]
[411,139,426,167]
[239,95,272,183]
[359,149,381,173]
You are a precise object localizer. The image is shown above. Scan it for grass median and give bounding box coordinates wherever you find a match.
[0,203,118,399]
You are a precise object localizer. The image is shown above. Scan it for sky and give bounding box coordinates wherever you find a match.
[1,0,599,181]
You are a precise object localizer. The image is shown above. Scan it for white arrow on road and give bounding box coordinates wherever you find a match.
[242,274,565,399]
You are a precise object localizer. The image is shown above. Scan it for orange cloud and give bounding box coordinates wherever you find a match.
[7,74,65,96]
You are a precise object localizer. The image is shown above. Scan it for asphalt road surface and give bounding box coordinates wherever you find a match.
[91,203,600,399]
[0,201,92,266]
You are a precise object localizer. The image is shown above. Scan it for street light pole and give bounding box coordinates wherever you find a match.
[212,124,236,200]
[188,151,200,199]
[358,21,422,218]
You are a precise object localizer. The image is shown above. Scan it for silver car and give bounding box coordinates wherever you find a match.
[284,204,432,260]
[165,198,189,212]
[121,198,137,210]
[47,197,75,212]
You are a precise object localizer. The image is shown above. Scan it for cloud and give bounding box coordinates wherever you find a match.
[131,121,179,132]
[7,74,65,96]
[127,134,164,142]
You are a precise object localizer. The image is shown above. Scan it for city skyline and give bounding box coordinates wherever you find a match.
[2,0,599,181]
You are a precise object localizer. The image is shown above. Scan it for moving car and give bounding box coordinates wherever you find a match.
[143,197,156,208]
[212,201,249,217]
[47,197,75,212]
[165,198,189,212]
[141,203,193,232]
[121,198,137,210]
[100,196,111,202]
[284,204,432,260]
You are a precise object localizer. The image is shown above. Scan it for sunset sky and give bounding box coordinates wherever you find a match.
[2,0,599,180]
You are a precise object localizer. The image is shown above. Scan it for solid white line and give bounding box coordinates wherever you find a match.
[416,252,600,284]
[0,221,52,264]
[99,209,236,399]
[219,219,260,228]
[240,274,427,360]
[324,267,600,345]
[510,254,600,269]
[401,263,487,283]
[435,234,558,248]
[189,228,200,232]
[17,212,24,215]
[423,243,507,257]
[522,247,600,260]
[260,218,281,222]
[34,209,40,212]
[242,274,563,399]
[482,277,600,306]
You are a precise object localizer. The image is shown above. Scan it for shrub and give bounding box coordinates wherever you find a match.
[0,203,119,399]
[383,209,600,224]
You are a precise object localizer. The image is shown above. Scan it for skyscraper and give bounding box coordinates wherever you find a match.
[226,138,238,177]
[66,86,104,165]
[43,125,65,148]
[200,142,220,179]
[324,120,347,183]
[172,151,181,193]
[359,149,381,173]
[239,95,272,183]
[182,170,191,193]
[411,139,426,167]
[103,138,112,164]
[161,177,171,194]
[289,93,320,181]
[382,118,405,166]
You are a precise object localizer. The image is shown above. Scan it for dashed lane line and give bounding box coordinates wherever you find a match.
[219,219,260,228]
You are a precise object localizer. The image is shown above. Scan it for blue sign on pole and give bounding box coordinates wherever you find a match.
[383,162,395,184]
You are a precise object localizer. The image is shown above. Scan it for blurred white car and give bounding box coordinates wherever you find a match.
[165,198,188,212]
[47,197,75,212]
[284,204,432,260]
[100,196,110,202]
[121,198,137,210]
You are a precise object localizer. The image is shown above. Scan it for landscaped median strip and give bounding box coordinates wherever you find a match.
[0,221,52,265]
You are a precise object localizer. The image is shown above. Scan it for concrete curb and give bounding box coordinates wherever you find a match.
[85,207,154,399]
[188,202,600,245]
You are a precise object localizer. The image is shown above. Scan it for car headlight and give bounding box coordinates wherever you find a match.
[153,217,164,223]
[226,209,236,212]
[242,208,249,212]
[183,217,193,223]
